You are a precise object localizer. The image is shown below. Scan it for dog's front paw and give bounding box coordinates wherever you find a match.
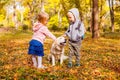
[52,64,55,66]
[38,65,47,69]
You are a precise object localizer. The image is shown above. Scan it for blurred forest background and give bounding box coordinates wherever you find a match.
[0,0,120,79]
[0,0,120,37]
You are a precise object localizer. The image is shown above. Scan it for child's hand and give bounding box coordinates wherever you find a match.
[61,34,69,40]
[61,34,66,37]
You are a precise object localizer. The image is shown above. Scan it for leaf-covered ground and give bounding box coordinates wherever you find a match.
[0,30,120,80]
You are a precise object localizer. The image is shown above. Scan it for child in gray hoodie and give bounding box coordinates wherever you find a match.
[65,8,85,68]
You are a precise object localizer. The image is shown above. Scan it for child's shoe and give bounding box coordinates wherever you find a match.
[68,62,72,68]
[75,63,80,67]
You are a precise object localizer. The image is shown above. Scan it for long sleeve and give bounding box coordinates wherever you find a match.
[32,22,56,44]
[78,23,85,37]
[42,27,56,41]
[33,22,41,32]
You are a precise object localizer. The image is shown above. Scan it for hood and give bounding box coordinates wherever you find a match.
[33,22,43,32]
[68,8,80,22]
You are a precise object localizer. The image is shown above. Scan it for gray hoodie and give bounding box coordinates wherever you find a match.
[65,8,85,42]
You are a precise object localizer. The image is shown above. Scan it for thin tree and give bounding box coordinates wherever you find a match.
[60,0,67,17]
[58,4,62,28]
[74,0,83,21]
[92,0,99,38]
[40,0,44,12]
[99,0,103,31]
[108,0,115,32]
[26,0,41,26]
[13,0,18,29]
[89,0,92,32]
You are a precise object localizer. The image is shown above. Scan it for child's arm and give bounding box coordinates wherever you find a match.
[43,27,56,41]
[78,23,85,37]
[64,26,71,38]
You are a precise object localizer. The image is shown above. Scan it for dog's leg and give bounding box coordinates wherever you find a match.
[60,49,64,65]
[52,55,55,66]
[60,54,63,65]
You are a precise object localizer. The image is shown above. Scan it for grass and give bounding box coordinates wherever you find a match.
[0,30,120,80]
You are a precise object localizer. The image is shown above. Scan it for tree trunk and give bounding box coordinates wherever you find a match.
[99,0,103,31]
[60,0,67,17]
[108,0,114,32]
[41,0,44,12]
[90,0,92,32]
[13,0,18,29]
[75,0,83,21]
[20,12,23,23]
[5,7,9,25]
[27,1,35,26]
[58,4,62,28]
[92,0,99,38]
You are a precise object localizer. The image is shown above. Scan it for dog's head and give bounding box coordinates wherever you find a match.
[56,36,66,46]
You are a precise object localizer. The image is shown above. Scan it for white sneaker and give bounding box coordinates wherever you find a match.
[38,65,47,69]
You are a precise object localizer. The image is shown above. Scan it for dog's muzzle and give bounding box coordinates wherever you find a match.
[60,39,66,45]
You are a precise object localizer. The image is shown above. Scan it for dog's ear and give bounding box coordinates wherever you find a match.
[61,34,68,40]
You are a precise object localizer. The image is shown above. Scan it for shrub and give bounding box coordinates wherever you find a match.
[50,24,60,31]
[22,24,28,31]
[0,24,3,28]
[48,15,68,31]
[102,32,120,39]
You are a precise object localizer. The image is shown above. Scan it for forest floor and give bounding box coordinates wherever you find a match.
[0,29,120,80]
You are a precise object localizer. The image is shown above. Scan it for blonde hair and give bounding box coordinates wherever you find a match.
[37,12,49,24]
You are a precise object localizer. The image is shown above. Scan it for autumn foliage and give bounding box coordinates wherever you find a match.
[0,30,120,79]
